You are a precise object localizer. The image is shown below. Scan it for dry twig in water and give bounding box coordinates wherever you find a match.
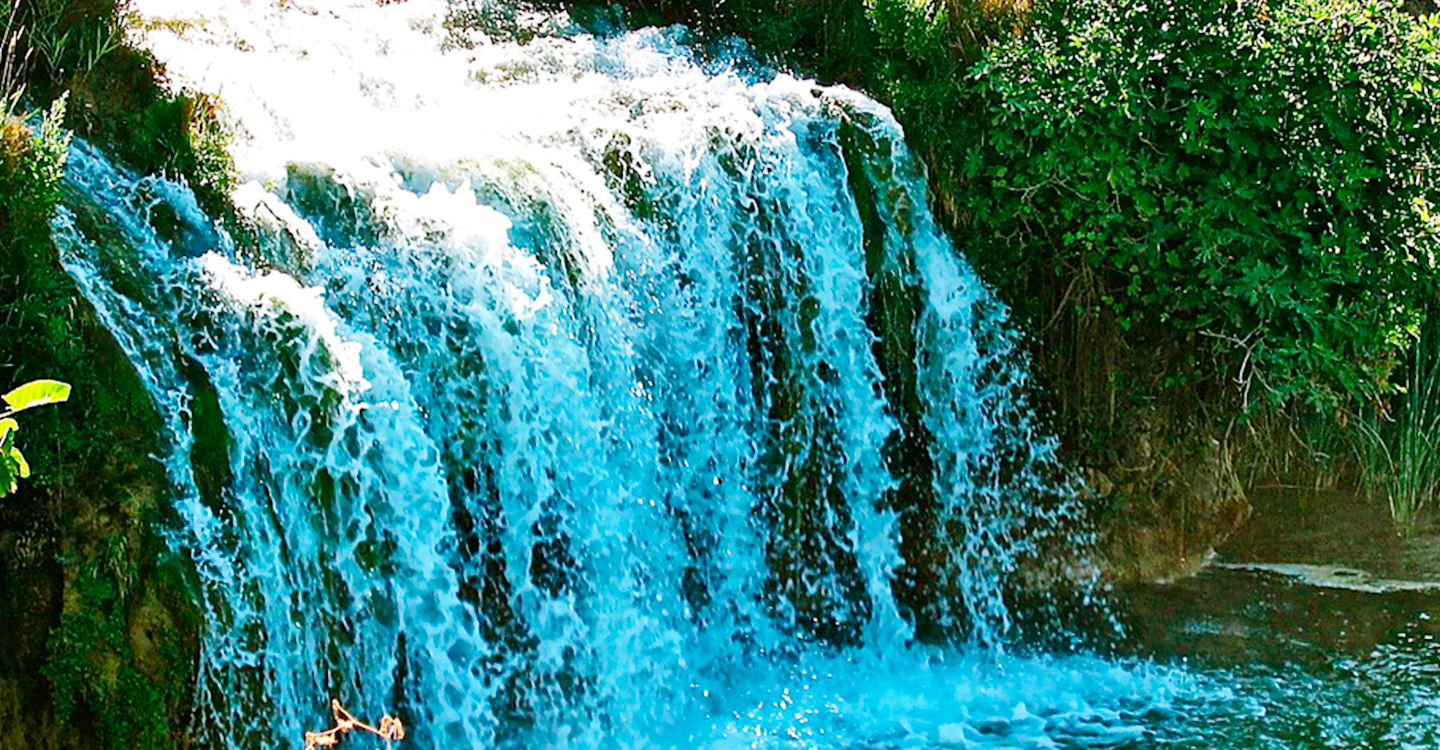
[303,699,405,749]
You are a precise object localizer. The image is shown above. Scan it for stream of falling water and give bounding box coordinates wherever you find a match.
[48,1,1193,747]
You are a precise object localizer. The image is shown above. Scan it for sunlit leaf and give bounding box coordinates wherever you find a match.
[9,446,28,478]
[0,451,11,497]
[2,379,72,413]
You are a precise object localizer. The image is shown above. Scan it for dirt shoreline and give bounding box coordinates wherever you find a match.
[1215,486,1440,583]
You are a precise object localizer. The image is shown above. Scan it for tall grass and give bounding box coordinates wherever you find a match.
[1,0,26,121]
[25,0,129,82]
[1353,306,1440,536]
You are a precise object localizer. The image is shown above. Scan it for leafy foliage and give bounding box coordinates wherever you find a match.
[0,95,75,497]
[0,94,70,230]
[0,418,29,494]
[0,379,72,495]
[947,0,1440,408]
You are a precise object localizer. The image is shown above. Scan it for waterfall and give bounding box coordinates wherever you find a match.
[47,1,1168,747]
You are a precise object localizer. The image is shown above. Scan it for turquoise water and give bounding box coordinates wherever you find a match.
[52,2,1439,747]
[56,15,1081,743]
[1116,569,1440,749]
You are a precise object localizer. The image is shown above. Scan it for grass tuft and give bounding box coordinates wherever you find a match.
[1352,307,1440,535]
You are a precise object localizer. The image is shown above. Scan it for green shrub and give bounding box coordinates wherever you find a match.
[0,94,69,231]
[944,0,1440,409]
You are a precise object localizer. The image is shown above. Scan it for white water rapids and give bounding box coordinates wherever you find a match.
[48,0,1197,747]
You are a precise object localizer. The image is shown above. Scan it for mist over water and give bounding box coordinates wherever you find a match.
[40,1,1211,747]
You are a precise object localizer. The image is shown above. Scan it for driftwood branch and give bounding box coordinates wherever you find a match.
[303,700,405,750]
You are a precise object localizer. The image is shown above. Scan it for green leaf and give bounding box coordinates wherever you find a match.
[3,380,72,413]
[9,446,28,479]
[0,423,15,498]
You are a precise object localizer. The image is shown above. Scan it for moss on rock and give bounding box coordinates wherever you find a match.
[0,2,223,748]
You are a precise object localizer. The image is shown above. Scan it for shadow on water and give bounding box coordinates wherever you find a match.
[1105,565,1440,748]
[987,488,1440,748]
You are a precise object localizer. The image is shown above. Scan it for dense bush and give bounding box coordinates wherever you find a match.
[0,95,68,233]
[939,0,1440,408]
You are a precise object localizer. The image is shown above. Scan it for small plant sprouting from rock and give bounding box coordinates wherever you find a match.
[0,378,72,496]
[303,700,405,750]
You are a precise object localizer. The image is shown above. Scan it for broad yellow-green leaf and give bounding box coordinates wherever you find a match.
[2,380,72,413]
[8,446,28,478]
[0,449,13,497]
[0,419,19,496]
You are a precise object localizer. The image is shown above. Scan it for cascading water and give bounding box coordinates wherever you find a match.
[48,0,1179,747]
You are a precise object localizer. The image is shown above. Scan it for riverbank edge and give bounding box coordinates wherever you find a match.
[0,8,234,747]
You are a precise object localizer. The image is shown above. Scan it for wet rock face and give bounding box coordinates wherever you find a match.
[0,517,64,749]
[0,287,200,750]
[1091,436,1252,584]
